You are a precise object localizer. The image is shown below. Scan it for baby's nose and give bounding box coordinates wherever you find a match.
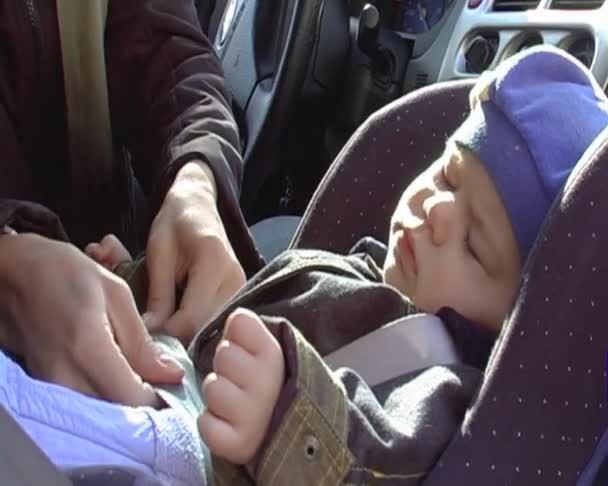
[423,193,457,246]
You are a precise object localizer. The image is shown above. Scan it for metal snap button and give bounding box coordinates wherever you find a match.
[304,435,319,461]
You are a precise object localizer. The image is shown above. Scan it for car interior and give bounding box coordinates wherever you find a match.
[197,0,608,259]
[194,1,608,484]
[2,0,608,484]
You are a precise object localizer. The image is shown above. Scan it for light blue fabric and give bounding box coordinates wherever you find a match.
[453,45,608,258]
[0,351,206,486]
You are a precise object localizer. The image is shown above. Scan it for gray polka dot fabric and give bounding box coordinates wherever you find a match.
[292,80,608,484]
[292,80,474,252]
[425,131,608,485]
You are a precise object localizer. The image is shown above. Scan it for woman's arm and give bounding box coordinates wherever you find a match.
[105,0,260,271]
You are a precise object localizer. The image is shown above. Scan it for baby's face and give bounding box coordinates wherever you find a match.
[383,144,521,332]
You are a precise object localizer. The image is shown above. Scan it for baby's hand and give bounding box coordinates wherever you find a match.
[85,234,133,271]
[198,308,285,466]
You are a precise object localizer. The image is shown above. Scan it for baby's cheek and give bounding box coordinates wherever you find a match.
[413,269,465,315]
[382,256,408,297]
[411,288,441,314]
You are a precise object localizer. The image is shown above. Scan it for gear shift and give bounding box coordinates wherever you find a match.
[357,3,391,76]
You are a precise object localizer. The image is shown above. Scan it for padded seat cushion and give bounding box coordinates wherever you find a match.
[292,79,608,484]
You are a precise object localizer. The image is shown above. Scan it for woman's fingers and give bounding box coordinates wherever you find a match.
[106,272,184,386]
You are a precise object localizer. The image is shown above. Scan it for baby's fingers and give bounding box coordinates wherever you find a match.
[203,373,245,422]
[200,373,259,464]
[84,242,105,262]
[198,409,252,464]
[99,234,133,265]
[224,308,279,358]
[85,234,132,270]
[213,340,257,389]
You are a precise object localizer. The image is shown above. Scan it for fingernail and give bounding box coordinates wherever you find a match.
[143,313,161,331]
[215,339,229,353]
[158,353,185,372]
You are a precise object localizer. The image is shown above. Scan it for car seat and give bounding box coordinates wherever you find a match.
[2,79,608,485]
[292,79,608,485]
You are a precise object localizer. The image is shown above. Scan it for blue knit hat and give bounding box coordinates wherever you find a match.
[452,45,608,259]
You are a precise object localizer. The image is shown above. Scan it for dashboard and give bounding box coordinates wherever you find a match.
[349,0,608,93]
[349,0,454,33]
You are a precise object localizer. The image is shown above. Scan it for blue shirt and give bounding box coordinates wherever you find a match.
[0,351,207,486]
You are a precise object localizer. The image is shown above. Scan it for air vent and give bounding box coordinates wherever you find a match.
[416,73,429,88]
[550,0,603,9]
[493,0,540,11]
[563,35,595,67]
[465,33,499,74]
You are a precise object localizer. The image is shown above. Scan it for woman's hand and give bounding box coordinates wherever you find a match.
[0,233,184,407]
[145,161,246,344]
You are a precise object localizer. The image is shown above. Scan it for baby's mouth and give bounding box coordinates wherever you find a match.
[395,227,418,277]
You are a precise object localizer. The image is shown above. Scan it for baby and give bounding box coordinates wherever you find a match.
[92,46,608,483]
[194,45,608,482]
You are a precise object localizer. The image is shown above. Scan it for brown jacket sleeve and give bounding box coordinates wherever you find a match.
[207,318,481,486]
[0,95,68,240]
[105,0,262,275]
[0,200,68,241]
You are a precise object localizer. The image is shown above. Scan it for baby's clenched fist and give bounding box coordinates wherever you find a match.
[198,308,285,465]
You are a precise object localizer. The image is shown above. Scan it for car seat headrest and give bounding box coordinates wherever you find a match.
[425,123,608,485]
[293,80,608,484]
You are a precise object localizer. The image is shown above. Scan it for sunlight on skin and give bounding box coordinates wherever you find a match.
[383,144,521,333]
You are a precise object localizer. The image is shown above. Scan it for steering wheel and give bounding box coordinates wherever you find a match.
[213,0,325,216]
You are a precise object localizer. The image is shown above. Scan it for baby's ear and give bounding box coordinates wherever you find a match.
[469,70,494,111]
